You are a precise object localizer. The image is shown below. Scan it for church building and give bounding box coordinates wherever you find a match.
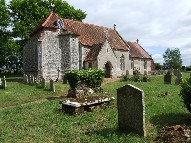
[23,12,153,81]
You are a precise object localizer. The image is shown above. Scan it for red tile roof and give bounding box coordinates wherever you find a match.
[126,41,152,59]
[30,12,128,51]
[85,43,103,61]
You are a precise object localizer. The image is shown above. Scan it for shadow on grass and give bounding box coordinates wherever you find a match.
[0,74,23,82]
[6,78,23,83]
[46,95,67,101]
[150,113,191,128]
[85,127,139,138]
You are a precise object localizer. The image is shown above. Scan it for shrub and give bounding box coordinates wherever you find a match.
[122,74,129,81]
[65,70,80,90]
[65,69,105,92]
[131,75,141,82]
[180,78,191,112]
[142,76,151,82]
[133,69,140,75]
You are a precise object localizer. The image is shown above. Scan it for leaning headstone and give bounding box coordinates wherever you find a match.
[117,84,146,137]
[50,79,55,92]
[2,76,7,89]
[23,74,29,84]
[164,71,172,84]
[175,72,183,85]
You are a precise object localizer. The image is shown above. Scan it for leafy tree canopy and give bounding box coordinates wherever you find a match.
[155,63,163,70]
[163,48,182,69]
[0,0,10,30]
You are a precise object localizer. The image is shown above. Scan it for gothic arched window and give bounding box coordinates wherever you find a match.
[120,55,125,71]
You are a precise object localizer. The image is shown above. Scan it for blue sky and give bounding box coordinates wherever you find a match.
[6,0,191,66]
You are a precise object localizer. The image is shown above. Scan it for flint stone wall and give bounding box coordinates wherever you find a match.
[24,30,80,81]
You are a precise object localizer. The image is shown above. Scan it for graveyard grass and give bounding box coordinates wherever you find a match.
[0,72,191,142]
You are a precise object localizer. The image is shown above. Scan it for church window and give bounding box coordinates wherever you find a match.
[131,60,134,69]
[120,55,125,71]
[144,60,147,69]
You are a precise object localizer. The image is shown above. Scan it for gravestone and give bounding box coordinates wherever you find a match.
[144,71,147,75]
[2,76,7,89]
[175,72,183,85]
[34,77,37,84]
[50,79,55,92]
[164,71,172,84]
[31,75,35,85]
[28,75,32,85]
[25,74,29,84]
[173,69,179,76]
[41,78,46,88]
[117,84,146,137]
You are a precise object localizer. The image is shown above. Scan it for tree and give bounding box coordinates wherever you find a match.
[155,63,163,70]
[0,0,11,70]
[163,48,182,69]
[0,0,10,31]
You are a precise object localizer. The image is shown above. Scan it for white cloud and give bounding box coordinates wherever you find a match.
[152,54,164,64]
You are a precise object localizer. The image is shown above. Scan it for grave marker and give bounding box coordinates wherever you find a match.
[164,71,172,84]
[173,69,179,76]
[2,76,7,89]
[31,75,35,85]
[41,78,46,88]
[50,79,55,92]
[175,72,183,85]
[117,84,146,137]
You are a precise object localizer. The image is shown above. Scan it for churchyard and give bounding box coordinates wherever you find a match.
[0,72,191,142]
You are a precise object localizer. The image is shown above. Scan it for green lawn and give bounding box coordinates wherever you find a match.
[0,72,191,142]
[0,75,69,107]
